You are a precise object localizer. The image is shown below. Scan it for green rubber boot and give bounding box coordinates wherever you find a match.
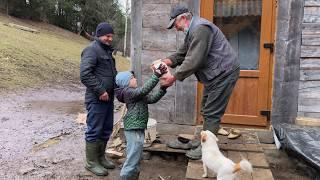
[98,140,115,169]
[85,141,108,176]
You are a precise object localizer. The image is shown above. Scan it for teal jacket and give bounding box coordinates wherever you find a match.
[115,74,166,130]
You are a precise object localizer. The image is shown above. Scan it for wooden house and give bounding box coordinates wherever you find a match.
[131,0,320,134]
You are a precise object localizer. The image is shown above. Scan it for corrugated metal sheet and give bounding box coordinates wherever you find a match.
[215,0,262,17]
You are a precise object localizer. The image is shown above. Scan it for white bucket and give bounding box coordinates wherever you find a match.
[144,118,157,144]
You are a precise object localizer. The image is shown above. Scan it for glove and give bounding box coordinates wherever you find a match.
[153,63,168,77]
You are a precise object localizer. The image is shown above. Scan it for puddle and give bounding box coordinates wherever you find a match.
[31,131,71,153]
[32,137,62,152]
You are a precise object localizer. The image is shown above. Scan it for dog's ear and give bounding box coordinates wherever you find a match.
[201,131,207,143]
[211,133,219,142]
[214,135,219,142]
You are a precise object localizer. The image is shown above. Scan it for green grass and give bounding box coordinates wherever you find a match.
[0,14,130,90]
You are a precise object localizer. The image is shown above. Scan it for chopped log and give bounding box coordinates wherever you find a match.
[80,29,94,41]
[5,23,39,34]
[106,149,123,159]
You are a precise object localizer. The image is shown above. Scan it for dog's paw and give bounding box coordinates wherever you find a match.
[202,174,208,178]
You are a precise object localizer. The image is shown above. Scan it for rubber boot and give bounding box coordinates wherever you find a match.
[119,175,128,180]
[119,172,140,180]
[98,140,115,169]
[131,171,140,180]
[167,139,192,150]
[186,145,202,160]
[85,141,108,176]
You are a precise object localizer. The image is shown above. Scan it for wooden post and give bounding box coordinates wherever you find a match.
[130,0,142,85]
[196,0,214,124]
[6,0,9,16]
[123,0,129,57]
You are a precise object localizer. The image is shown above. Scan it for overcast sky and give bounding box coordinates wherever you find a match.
[118,0,130,13]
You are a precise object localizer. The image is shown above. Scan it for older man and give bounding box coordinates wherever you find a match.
[162,4,240,160]
[80,22,117,176]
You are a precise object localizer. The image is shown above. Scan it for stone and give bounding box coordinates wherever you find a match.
[19,166,36,175]
[142,151,151,160]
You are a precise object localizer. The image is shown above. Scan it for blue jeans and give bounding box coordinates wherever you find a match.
[85,101,114,142]
[120,129,145,177]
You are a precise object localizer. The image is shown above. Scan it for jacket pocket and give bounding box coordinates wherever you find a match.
[101,77,115,94]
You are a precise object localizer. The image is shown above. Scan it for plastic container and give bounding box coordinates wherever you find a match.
[144,118,157,144]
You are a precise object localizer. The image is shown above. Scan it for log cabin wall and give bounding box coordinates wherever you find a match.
[271,0,304,124]
[131,0,200,133]
[298,0,320,119]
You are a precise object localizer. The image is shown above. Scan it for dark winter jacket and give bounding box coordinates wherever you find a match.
[80,38,117,104]
[115,74,166,130]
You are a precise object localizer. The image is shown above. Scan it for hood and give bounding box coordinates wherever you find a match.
[115,87,126,103]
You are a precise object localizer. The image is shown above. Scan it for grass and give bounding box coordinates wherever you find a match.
[0,14,130,90]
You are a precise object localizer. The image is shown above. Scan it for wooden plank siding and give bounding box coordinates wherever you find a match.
[298,0,320,119]
[135,0,200,131]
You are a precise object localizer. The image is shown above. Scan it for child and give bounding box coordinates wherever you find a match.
[115,64,168,180]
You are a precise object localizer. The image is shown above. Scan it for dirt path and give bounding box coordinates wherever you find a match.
[1,87,318,180]
[0,87,186,180]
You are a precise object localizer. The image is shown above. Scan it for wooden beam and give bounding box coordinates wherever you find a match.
[296,117,320,127]
[197,0,214,125]
[200,0,214,22]
[131,0,143,85]
[222,114,268,126]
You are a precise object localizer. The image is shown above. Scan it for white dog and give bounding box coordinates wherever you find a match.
[201,130,253,180]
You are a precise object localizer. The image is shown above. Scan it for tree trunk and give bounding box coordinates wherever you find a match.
[6,0,9,15]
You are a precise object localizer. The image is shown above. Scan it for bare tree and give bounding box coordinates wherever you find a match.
[6,0,9,15]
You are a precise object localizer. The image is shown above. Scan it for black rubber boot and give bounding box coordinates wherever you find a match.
[167,139,192,150]
[131,171,140,180]
[85,141,108,176]
[186,144,202,160]
[119,172,140,180]
[98,140,115,169]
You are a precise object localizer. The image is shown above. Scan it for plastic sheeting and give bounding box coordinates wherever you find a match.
[273,123,320,171]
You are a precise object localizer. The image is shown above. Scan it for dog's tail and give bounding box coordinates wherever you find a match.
[233,159,253,173]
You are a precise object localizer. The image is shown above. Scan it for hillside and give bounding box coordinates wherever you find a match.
[0,13,130,90]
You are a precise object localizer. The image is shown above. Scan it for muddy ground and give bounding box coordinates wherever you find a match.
[0,87,186,180]
[0,87,318,180]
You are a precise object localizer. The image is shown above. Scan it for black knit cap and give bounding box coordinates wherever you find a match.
[95,22,114,37]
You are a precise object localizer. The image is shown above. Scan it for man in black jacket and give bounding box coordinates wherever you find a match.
[80,22,117,176]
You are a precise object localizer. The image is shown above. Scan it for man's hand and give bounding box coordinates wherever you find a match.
[162,58,173,67]
[99,92,109,101]
[160,74,176,87]
[152,63,168,77]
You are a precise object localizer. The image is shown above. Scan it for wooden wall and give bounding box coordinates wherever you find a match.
[298,0,320,118]
[131,0,200,133]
